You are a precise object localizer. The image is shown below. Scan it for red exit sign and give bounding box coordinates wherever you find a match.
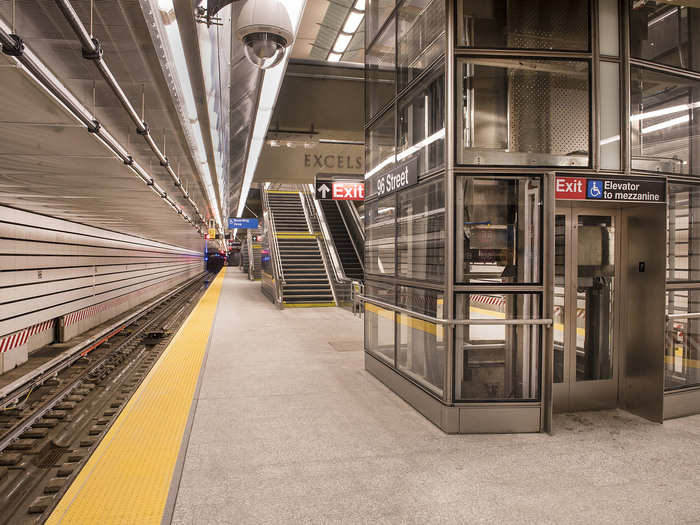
[332,182,364,201]
[555,177,586,200]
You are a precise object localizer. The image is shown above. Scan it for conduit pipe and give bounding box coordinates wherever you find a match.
[0,26,203,234]
[52,0,207,225]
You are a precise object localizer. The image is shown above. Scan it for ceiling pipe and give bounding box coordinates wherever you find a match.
[52,0,208,226]
[0,25,202,234]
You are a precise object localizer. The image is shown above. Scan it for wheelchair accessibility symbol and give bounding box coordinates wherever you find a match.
[587,180,603,199]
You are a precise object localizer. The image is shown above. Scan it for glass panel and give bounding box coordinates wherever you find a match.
[365,196,396,275]
[458,58,590,167]
[599,61,621,171]
[366,109,395,198]
[630,1,700,74]
[397,0,446,91]
[366,19,396,121]
[630,67,700,177]
[398,66,445,175]
[397,178,445,281]
[576,215,614,381]
[667,183,700,282]
[365,281,396,364]
[554,214,566,383]
[367,0,395,46]
[458,0,589,51]
[455,293,541,400]
[457,176,542,284]
[599,0,619,56]
[666,289,700,390]
[397,287,444,395]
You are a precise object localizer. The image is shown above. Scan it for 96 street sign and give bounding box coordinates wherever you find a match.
[369,156,418,198]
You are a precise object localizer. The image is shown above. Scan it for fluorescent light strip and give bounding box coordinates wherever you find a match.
[364,154,396,179]
[599,135,620,145]
[152,0,222,229]
[364,128,445,180]
[236,0,306,218]
[333,33,353,53]
[327,1,365,61]
[343,11,364,33]
[631,101,700,122]
[397,128,445,161]
[642,115,690,134]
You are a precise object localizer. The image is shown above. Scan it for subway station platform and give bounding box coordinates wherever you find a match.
[45,269,700,524]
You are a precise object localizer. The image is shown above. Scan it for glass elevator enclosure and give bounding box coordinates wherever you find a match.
[363,0,700,432]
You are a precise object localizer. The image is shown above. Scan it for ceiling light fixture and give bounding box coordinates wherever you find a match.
[146,0,223,231]
[326,0,364,62]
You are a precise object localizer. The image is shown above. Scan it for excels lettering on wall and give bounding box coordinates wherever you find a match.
[304,154,363,170]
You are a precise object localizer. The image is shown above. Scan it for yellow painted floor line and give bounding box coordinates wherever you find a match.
[46,269,227,525]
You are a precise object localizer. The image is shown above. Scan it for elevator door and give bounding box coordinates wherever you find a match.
[553,206,620,412]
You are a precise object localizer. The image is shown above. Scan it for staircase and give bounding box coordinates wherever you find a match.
[266,191,334,306]
[320,200,363,280]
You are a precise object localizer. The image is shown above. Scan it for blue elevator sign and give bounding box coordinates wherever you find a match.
[228,218,258,229]
[587,180,603,199]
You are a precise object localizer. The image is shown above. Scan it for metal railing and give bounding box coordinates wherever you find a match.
[261,186,286,306]
[356,295,553,327]
[667,312,700,320]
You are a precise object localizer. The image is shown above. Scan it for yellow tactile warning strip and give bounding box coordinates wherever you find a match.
[46,269,227,525]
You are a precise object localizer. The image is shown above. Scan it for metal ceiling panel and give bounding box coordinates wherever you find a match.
[0,43,202,251]
[0,0,211,225]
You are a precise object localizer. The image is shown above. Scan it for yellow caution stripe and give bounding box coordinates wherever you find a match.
[47,269,226,524]
[283,302,336,308]
[276,232,316,239]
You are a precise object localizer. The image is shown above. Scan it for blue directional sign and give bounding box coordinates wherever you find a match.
[228,217,258,229]
[587,179,603,199]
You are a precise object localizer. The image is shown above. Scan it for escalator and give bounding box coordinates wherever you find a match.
[319,200,363,280]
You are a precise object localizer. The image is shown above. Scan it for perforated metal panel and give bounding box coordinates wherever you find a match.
[508,63,589,156]
[505,0,589,50]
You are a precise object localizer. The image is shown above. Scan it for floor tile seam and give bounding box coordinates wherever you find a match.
[46,271,226,524]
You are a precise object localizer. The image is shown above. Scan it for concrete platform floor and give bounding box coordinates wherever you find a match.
[171,270,700,524]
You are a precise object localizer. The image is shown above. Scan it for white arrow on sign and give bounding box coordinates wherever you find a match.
[318,184,330,198]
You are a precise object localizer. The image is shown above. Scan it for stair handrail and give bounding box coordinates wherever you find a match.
[261,186,286,305]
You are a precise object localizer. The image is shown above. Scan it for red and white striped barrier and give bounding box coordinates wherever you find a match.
[63,285,156,327]
[471,294,506,308]
[554,306,586,318]
[0,320,54,353]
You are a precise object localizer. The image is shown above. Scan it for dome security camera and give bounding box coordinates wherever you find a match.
[236,0,293,70]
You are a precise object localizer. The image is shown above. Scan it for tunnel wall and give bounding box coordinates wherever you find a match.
[0,205,202,369]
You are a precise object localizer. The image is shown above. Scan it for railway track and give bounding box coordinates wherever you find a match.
[0,273,212,523]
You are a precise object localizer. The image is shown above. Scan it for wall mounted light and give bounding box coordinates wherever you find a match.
[327,0,364,62]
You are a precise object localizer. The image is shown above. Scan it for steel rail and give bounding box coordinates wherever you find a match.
[667,312,700,320]
[358,295,554,326]
[0,275,207,452]
[52,0,206,224]
[0,273,205,408]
